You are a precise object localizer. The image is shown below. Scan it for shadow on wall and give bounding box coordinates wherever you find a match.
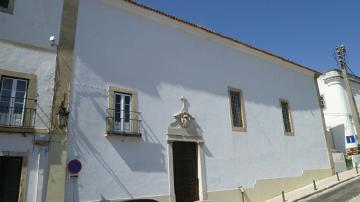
[67,89,167,198]
[107,130,167,172]
[329,124,345,153]
[108,114,167,172]
[69,122,135,198]
[68,91,135,198]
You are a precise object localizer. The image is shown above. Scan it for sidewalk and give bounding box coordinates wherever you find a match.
[265,168,360,202]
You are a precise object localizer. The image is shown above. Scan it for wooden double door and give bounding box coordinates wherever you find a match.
[173,142,199,202]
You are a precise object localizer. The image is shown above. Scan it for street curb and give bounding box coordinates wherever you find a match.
[293,174,360,202]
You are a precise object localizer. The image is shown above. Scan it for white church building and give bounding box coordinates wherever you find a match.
[64,0,334,201]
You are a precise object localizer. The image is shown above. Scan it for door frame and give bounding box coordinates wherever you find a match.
[171,141,202,201]
[167,138,208,202]
[0,151,27,202]
[166,99,210,202]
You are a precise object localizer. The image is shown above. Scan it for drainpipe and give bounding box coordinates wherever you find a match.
[34,148,41,202]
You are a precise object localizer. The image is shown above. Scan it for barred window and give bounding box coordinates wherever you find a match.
[228,88,246,131]
[280,100,293,133]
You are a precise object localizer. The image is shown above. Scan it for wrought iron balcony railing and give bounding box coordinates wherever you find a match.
[0,97,37,128]
[106,109,142,136]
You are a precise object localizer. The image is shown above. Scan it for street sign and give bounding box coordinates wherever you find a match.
[67,159,82,174]
[346,136,356,144]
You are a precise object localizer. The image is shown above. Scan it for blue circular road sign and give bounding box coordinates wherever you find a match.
[68,159,82,174]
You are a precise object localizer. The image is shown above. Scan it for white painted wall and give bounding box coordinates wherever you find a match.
[66,0,331,201]
[0,134,49,202]
[0,39,57,201]
[0,0,63,50]
[0,0,61,201]
[0,40,56,129]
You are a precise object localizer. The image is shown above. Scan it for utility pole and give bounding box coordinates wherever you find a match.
[336,45,360,156]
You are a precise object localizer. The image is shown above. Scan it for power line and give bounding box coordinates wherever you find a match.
[334,47,357,77]
[346,64,357,76]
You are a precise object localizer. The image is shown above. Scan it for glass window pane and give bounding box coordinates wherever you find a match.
[114,112,121,122]
[0,90,12,100]
[281,102,292,132]
[115,104,121,112]
[0,101,10,113]
[13,103,24,114]
[1,78,13,90]
[124,104,130,112]
[14,92,25,103]
[16,80,27,92]
[124,104,130,122]
[124,112,130,122]
[125,95,131,105]
[115,94,121,104]
[230,91,242,127]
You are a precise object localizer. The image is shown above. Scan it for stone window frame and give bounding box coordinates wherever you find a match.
[0,0,15,14]
[279,98,294,136]
[106,86,140,137]
[228,87,247,132]
[0,69,37,132]
[0,151,28,202]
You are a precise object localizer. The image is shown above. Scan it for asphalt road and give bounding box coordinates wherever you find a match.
[305,177,360,202]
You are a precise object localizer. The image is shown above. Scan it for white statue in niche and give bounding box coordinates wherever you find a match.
[167,96,203,140]
[179,96,188,113]
[174,96,194,128]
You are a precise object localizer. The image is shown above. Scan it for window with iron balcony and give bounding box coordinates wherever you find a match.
[106,86,141,137]
[0,69,37,131]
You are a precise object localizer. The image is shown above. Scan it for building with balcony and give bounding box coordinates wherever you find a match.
[64,1,334,202]
[0,0,63,201]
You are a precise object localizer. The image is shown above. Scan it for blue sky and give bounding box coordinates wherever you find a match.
[136,1,360,74]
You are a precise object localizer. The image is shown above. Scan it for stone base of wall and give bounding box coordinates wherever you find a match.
[147,168,332,202]
[208,168,332,202]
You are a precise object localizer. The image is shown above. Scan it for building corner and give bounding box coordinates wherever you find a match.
[45,0,79,201]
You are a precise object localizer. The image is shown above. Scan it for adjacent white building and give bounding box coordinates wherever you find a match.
[318,69,360,171]
[65,0,334,201]
[0,0,63,201]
